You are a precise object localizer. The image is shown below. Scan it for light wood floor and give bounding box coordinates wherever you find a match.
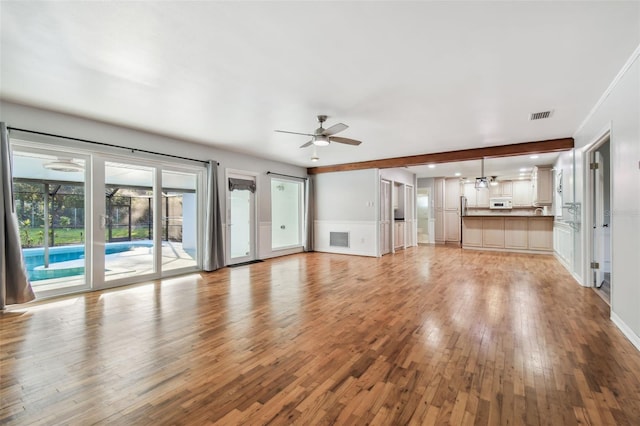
[2,246,640,425]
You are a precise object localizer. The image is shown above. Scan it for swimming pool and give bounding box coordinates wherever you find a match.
[22,241,154,281]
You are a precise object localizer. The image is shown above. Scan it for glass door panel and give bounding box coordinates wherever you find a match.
[227,173,256,264]
[161,169,198,272]
[12,148,89,295]
[104,162,155,281]
[271,178,302,249]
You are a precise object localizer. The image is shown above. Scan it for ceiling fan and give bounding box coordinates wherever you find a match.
[275,115,363,148]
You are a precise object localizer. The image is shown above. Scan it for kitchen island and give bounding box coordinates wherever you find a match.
[462,215,554,253]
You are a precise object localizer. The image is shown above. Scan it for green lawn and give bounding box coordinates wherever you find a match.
[20,226,153,247]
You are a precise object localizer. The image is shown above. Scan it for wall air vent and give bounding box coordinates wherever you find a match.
[529,110,553,121]
[329,232,350,248]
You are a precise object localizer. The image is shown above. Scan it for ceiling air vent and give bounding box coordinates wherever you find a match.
[529,110,553,121]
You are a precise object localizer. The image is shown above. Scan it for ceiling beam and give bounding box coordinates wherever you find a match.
[307,137,574,174]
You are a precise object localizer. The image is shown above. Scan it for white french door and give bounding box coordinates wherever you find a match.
[226,171,257,265]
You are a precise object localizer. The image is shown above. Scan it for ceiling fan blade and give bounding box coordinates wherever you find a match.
[275,130,315,137]
[322,123,348,136]
[299,139,314,148]
[329,136,362,146]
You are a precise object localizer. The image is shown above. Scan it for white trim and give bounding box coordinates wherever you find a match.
[611,311,640,352]
[574,43,640,136]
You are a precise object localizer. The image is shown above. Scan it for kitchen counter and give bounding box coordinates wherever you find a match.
[462,216,553,253]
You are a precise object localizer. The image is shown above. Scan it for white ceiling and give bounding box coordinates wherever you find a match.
[1,2,638,169]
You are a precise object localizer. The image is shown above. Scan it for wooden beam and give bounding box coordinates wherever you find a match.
[307,137,574,174]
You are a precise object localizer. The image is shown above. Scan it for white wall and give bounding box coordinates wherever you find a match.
[572,45,640,349]
[313,169,378,256]
[1,100,307,262]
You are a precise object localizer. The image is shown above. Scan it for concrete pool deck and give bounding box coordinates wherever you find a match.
[30,241,197,292]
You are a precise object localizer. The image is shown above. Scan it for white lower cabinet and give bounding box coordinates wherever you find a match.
[482,217,505,248]
[462,217,483,247]
[445,210,460,242]
[435,210,445,242]
[394,221,405,249]
[504,218,528,249]
[528,217,553,251]
[463,217,553,253]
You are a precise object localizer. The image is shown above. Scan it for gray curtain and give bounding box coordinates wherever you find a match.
[1,123,35,309]
[303,175,314,252]
[203,160,225,271]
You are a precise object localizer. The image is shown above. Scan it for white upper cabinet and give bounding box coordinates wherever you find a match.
[513,180,532,207]
[490,181,513,197]
[444,178,460,210]
[532,166,553,206]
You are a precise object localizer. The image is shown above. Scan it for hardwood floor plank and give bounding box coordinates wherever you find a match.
[2,246,640,424]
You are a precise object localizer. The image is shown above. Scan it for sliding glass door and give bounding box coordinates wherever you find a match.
[12,145,91,297]
[103,161,156,283]
[11,139,203,297]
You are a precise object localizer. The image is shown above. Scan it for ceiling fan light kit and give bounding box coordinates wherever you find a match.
[274,114,363,153]
[313,135,330,146]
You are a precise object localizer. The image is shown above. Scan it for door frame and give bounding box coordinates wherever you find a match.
[225,168,259,265]
[583,128,612,294]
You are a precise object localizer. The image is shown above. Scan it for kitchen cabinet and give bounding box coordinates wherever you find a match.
[476,187,489,207]
[463,183,477,207]
[435,210,445,242]
[504,218,528,249]
[482,217,505,248]
[490,181,513,197]
[445,210,460,243]
[444,178,460,210]
[532,166,553,206]
[464,183,490,208]
[528,217,553,250]
[434,178,445,210]
[462,216,553,253]
[512,180,532,207]
[462,217,483,247]
[394,221,405,249]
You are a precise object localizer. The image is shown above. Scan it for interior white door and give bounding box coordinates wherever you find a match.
[405,185,415,247]
[593,151,606,287]
[227,173,256,264]
[380,179,391,255]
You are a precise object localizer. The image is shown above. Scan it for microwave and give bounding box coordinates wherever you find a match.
[489,197,513,209]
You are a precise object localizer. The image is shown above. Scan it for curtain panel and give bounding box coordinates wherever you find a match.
[203,160,225,271]
[0,123,35,309]
[303,175,314,252]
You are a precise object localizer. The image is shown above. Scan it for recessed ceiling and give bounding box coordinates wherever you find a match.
[1,2,638,168]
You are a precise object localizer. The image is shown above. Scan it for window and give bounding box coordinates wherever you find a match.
[271,178,303,249]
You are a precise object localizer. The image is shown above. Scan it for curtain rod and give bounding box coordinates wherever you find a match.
[266,171,307,180]
[7,126,219,166]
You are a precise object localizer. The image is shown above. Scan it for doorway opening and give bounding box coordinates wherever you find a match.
[587,136,611,304]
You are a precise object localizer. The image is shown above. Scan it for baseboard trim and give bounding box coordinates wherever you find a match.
[611,311,640,352]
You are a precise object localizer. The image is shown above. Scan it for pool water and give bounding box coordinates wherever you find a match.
[22,241,153,281]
